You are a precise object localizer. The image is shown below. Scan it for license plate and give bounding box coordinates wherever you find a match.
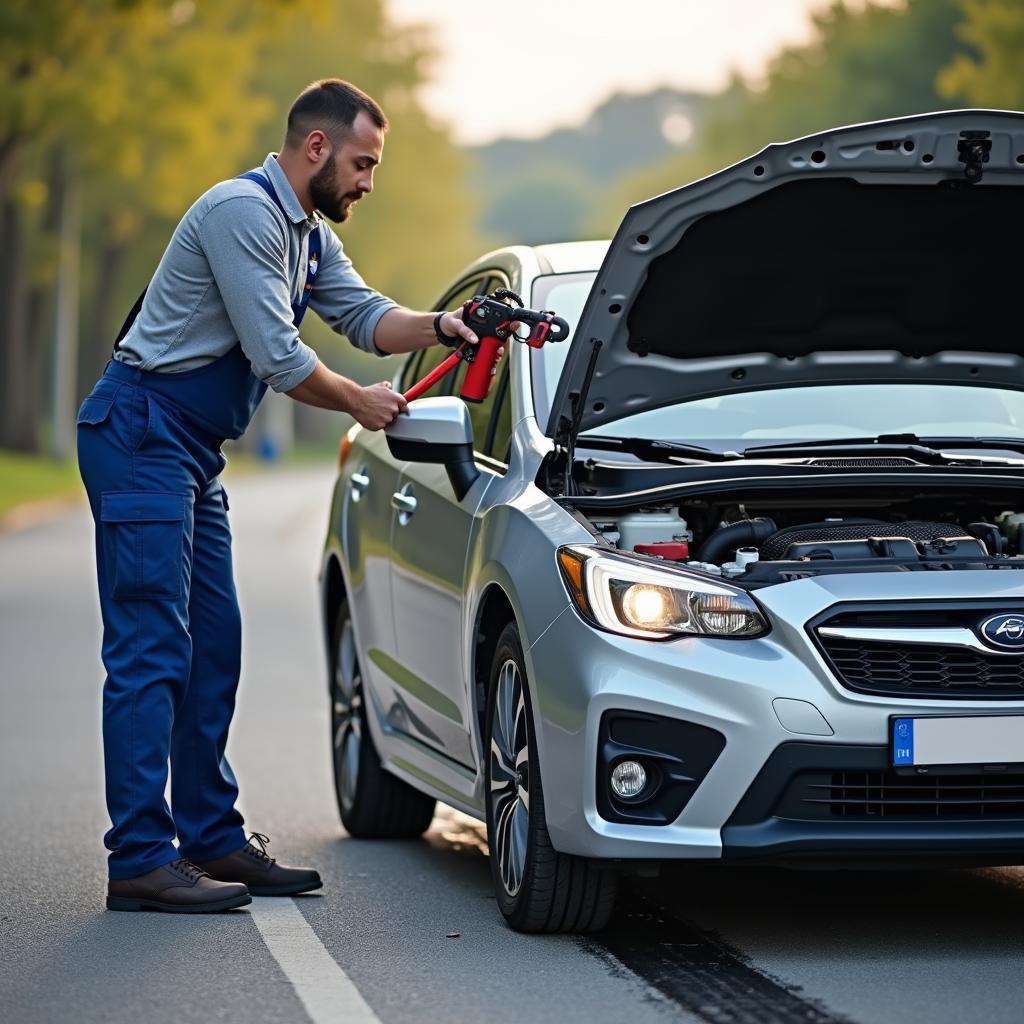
[892,715,1024,770]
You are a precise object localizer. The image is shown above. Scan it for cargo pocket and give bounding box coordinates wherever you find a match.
[76,381,122,426]
[101,491,187,601]
[76,396,115,427]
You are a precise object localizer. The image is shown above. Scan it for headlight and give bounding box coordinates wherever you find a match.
[557,545,768,640]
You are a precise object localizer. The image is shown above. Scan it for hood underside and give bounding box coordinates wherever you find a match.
[547,110,1024,441]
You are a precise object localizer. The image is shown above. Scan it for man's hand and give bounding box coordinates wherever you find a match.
[350,381,408,430]
[437,306,479,346]
[438,306,506,363]
[286,362,406,429]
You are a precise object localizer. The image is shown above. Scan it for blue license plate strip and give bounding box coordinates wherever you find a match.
[890,714,1024,770]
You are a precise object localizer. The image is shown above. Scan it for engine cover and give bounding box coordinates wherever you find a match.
[759,520,964,561]
[782,535,987,562]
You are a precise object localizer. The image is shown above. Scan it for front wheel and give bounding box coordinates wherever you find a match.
[485,621,618,933]
[330,598,436,838]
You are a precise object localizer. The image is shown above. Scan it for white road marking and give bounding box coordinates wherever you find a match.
[249,897,382,1024]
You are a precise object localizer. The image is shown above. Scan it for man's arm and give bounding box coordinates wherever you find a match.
[286,360,407,430]
[309,225,478,355]
[372,306,478,354]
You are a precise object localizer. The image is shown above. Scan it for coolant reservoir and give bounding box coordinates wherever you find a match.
[721,546,760,577]
[617,509,691,552]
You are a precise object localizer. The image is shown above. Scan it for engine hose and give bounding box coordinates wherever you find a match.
[695,517,778,565]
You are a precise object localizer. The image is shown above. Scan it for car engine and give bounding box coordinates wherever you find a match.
[585,501,1024,585]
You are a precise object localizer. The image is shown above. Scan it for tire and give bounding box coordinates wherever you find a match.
[330,598,436,838]
[484,621,618,933]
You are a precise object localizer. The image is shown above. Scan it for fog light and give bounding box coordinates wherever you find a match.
[610,760,647,799]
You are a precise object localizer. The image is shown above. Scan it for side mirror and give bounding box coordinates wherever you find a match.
[385,397,481,501]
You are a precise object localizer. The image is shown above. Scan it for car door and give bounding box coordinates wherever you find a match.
[383,274,505,767]
[339,397,410,707]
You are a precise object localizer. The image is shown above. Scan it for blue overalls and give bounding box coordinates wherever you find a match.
[77,172,321,880]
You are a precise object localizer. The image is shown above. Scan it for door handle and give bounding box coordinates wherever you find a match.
[350,470,370,501]
[391,485,417,524]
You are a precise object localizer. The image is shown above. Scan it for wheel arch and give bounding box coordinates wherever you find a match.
[471,582,520,759]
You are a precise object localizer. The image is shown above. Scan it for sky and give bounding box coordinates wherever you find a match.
[387,0,851,145]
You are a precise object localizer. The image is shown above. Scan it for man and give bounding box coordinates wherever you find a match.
[77,78,482,913]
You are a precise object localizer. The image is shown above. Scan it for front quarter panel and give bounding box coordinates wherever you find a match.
[465,475,595,765]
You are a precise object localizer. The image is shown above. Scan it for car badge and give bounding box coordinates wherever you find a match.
[978,613,1024,650]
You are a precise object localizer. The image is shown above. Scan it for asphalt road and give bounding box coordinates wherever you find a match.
[3,466,1024,1024]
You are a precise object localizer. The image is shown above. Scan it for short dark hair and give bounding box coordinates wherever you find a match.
[285,78,388,147]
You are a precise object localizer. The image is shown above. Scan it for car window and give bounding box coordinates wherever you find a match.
[587,384,1024,446]
[528,273,597,424]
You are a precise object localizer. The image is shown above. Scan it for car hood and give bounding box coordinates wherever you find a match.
[546,109,1024,443]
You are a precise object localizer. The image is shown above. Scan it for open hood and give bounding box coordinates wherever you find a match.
[546,110,1024,445]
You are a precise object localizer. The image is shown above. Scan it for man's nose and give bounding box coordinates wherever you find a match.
[358,170,374,194]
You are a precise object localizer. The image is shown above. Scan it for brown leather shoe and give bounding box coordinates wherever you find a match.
[194,833,323,896]
[107,858,251,913]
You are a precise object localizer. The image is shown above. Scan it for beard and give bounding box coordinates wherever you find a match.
[309,152,362,223]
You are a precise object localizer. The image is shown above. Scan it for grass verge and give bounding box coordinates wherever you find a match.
[0,450,82,519]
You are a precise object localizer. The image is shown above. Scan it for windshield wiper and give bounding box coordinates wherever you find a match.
[577,435,731,463]
[741,433,1024,463]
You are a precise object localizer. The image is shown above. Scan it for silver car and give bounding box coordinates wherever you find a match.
[320,109,1024,933]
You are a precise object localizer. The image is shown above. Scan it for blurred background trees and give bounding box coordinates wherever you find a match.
[1,0,1022,461]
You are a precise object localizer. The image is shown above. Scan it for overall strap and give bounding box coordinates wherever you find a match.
[113,170,321,353]
[237,170,321,327]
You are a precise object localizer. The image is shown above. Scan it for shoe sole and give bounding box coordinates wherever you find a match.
[246,879,324,897]
[106,892,252,913]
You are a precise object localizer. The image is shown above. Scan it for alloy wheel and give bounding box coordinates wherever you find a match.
[332,618,363,817]
[489,658,531,897]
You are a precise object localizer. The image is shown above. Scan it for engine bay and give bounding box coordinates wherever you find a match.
[577,488,1024,586]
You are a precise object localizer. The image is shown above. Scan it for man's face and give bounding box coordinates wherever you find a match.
[309,110,384,223]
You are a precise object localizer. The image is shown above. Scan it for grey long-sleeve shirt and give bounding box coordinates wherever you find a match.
[115,153,396,393]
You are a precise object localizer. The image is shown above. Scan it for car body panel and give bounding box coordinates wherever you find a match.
[337,427,404,673]
[388,459,494,766]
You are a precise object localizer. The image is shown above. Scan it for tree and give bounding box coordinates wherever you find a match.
[0,0,294,450]
[0,0,479,453]
[939,0,1024,107]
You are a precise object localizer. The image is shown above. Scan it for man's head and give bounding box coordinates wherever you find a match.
[283,79,387,223]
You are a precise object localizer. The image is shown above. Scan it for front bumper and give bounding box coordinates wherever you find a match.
[525,569,1024,862]
[722,740,1024,867]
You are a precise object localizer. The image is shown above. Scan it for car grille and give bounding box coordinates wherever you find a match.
[820,637,1024,698]
[812,604,1024,699]
[783,770,1024,820]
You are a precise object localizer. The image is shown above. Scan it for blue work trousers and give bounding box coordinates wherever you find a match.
[77,372,247,879]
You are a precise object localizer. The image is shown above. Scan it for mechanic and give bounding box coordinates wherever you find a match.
[76,78,482,913]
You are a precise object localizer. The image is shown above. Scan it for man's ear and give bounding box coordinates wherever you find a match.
[305,130,329,164]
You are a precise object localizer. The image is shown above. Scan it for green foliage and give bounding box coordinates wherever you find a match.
[0,0,480,449]
[939,0,1024,107]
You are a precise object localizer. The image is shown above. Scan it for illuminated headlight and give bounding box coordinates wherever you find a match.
[557,545,768,640]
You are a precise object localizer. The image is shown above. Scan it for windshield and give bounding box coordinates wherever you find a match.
[530,273,1024,449]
